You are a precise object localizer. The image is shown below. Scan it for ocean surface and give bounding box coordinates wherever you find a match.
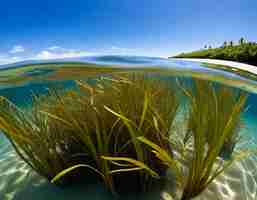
[0,56,257,200]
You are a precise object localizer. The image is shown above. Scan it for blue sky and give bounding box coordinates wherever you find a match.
[0,0,256,64]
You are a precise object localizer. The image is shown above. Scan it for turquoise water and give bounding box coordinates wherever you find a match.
[0,56,257,200]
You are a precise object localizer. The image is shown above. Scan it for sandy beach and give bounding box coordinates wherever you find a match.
[171,58,257,75]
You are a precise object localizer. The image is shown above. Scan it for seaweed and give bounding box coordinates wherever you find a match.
[0,73,179,194]
[178,79,248,200]
[0,74,250,199]
[180,79,246,160]
[0,96,74,180]
[48,74,179,192]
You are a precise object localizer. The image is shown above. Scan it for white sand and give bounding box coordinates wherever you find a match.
[2,114,257,200]
[1,125,257,200]
[195,155,257,200]
[2,144,256,200]
[161,155,257,200]
[171,58,257,75]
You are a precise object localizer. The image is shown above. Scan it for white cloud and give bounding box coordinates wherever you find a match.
[0,55,23,65]
[0,46,94,65]
[0,45,137,65]
[47,46,62,50]
[99,46,138,55]
[9,45,25,54]
[110,46,135,52]
[34,46,93,59]
[0,49,91,65]
[110,46,130,51]
[35,49,92,60]
[0,44,140,65]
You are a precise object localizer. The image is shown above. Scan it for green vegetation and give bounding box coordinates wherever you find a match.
[0,74,179,193]
[0,73,251,199]
[181,79,247,160]
[172,38,257,66]
[178,79,248,200]
[0,62,173,90]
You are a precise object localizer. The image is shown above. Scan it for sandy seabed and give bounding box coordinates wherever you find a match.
[1,142,257,200]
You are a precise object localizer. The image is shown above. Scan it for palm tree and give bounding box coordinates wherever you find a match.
[229,41,233,47]
[222,41,227,48]
[239,37,245,45]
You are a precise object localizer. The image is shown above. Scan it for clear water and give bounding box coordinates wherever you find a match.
[0,56,257,200]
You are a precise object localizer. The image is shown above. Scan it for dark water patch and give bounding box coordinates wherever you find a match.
[0,80,75,107]
[22,68,54,77]
[246,93,257,115]
[87,55,155,65]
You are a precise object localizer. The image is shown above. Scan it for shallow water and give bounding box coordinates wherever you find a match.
[0,56,257,200]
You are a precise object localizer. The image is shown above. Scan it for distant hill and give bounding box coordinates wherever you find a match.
[171,38,257,66]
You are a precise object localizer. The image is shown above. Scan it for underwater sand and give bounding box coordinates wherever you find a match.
[0,135,161,200]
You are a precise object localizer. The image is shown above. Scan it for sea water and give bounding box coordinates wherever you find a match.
[0,56,257,200]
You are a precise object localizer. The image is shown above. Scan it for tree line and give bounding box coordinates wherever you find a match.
[172,38,257,66]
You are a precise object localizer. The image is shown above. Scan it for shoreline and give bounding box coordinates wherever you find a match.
[170,58,257,75]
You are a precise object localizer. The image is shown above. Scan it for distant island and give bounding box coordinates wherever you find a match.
[171,38,257,66]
